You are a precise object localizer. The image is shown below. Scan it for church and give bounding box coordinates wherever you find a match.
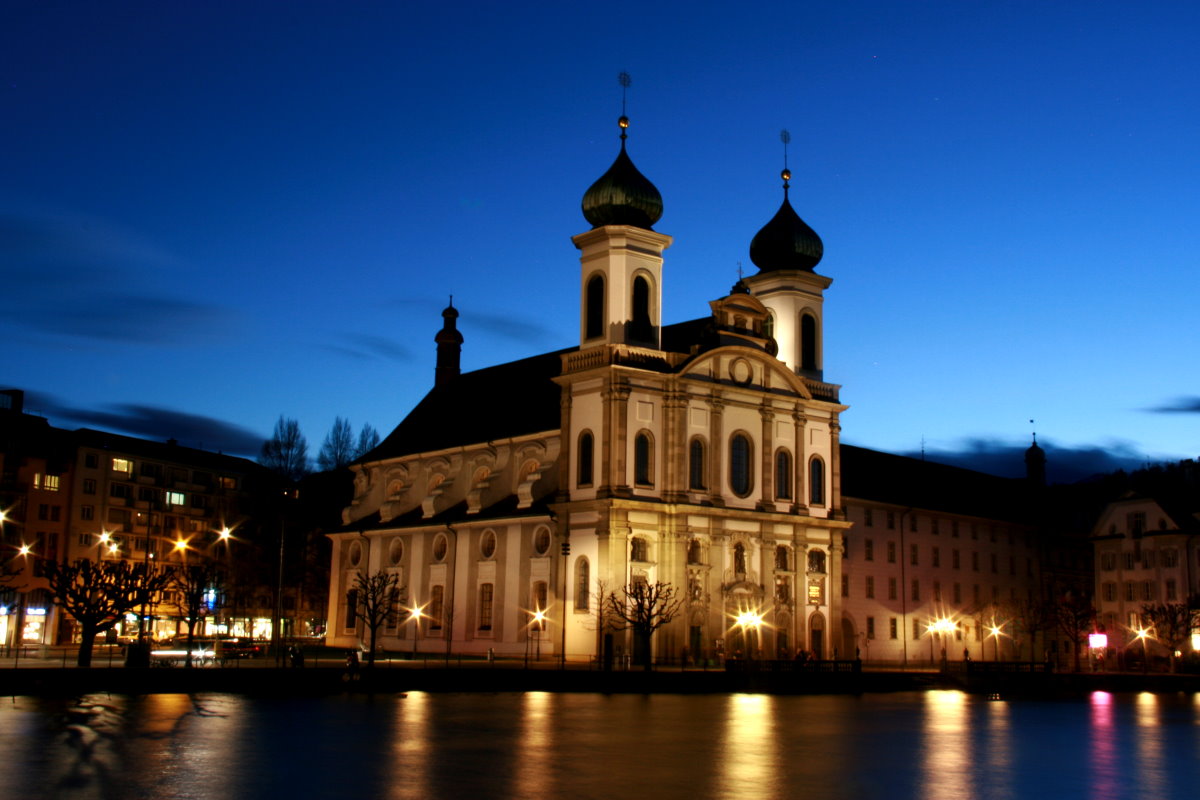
[326,111,1051,667]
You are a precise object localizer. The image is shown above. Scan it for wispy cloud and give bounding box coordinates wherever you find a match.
[322,333,413,362]
[0,213,238,345]
[18,390,263,457]
[1145,396,1200,414]
[889,436,1155,484]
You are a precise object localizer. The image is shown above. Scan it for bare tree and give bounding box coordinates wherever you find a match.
[1003,593,1057,662]
[1056,591,1096,673]
[44,559,172,667]
[1139,602,1196,673]
[354,423,381,459]
[348,569,401,668]
[606,580,684,671]
[169,562,225,668]
[260,416,309,480]
[317,417,355,471]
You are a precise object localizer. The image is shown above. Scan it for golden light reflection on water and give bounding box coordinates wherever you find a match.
[716,693,778,799]
[920,690,970,800]
[389,691,430,800]
[1089,691,1119,800]
[1134,692,1167,798]
[513,691,555,797]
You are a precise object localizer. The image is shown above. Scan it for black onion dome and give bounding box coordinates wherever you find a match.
[749,172,823,272]
[581,117,663,229]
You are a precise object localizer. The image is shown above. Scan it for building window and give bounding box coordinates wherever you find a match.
[385,587,401,633]
[83,479,96,495]
[952,549,961,570]
[887,511,896,530]
[687,539,703,564]
[807,550,826,573]
[428,585,444,631]
[1142,550,1156,569]
[112,458,132,474]
[730,434,752,497]
[866,617,876,640]
[864,508,874,527]
[166,491,185,506]
[887,541,896,563]
[912,618,921,640]
[889,618,898,640]
[1102,582,1116,602]
[911,579,920,602]
[910,544,919,566]
[888,577,897,600]
[1162,549,1178,568]
[864,538,874,561]
[951,521,959,538]
[775,545,789,571]
[533,527,551,556]
[1127,512,1146,537]
[84,453,99,469]
[433,534,448,562]
[585,274,605,339]
[990,553,998,574]
[775,575,790,602]
[775,450,792,500]
[808,457,825,506]
[972,552,980,572]
[344,589,358,630]
[953,582,961,604]
[575,558,590,611]
[35,473,61,492]
[478,583,494,630]
[866,576,875,598]
[577,431,594,487]
[630,537,648,563]
[841,574,848,597]
[634,432,654,486]
[933,581,941,602]
[1165,579,1176,601]
[480,530,497,559]
[931,518,940,535]
[531,581,548,622]
[80,505,94,521]
[932,547,940,568]
[689,439,706,490]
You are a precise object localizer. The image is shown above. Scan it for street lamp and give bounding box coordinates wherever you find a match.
[734,610,764,661]
[532,609,547,662]
[986,622,1005,663]
[1133,627,1152,674]
[409,606,424,659]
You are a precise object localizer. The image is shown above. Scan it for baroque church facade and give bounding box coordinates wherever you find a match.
[327,113,850,664]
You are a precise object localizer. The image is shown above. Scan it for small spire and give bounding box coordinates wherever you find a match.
[780,129,792,194]
[618,72,632,144]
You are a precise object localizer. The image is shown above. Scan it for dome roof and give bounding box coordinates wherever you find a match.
[749,170,823,272]
[581,117,663,230]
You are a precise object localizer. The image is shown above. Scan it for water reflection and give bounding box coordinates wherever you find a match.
[921,691,970,800]
[1134,692,1167,799]
[716,694,779,798]
[513,692,554,798]
[389,691,430,800]
[1089,692,1120,800]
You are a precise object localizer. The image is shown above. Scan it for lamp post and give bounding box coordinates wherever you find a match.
[409,606,423,660]
[735,610,763,662]
[987,623,1004,663]
[533,609,546,662]
[1133,627,1151,674]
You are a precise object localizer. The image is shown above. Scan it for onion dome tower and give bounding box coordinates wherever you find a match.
[742,130,833,378]
[573,74,672,350]
[434,297,463,387]
[1025,433,1047,487]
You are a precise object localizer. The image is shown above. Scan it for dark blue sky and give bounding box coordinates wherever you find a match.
[3,1,1196,481]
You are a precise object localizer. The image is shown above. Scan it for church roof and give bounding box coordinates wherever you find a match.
[749,171,823,273]
[580,116,663,230]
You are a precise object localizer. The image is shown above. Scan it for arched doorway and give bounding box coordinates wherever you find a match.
[809,612,826,659]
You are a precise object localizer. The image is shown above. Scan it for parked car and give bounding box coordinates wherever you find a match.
[216,638,265,659]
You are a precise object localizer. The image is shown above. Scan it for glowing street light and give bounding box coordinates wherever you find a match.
[532,609,547,662]
[986,622,1005,663]
[409,606,424,659]
[734,609,765,661]
[1133,627,1152,674]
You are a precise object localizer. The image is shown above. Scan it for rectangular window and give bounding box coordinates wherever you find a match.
[166,491,185,506]
[1124,582,1134,601]
[1165,579,1177,601]
[50,506,60,522]
[1141,582,1153,602]
[841,574,849,597]
[887,577,897,600]
[219,476,237,490]
[1008,556,1015,575]
[909,514,917,532]
[1142,550,1155,569]
[478,583,494,630]
[344,589,358,630]
[910,544,918,566]
[932,518,940,536]
[865,576,875,599]
[864,539,874,561]
[933,581,941,602]
[385,588,401,633]
[990,553,998,574]
[1102,582,1116,601]
[1123,552,1135,570]
[887,541,896,563]
[1162,549,1178,568]
[952,550,960,569]
[866,617,876,639]
[429,585,445,631]
[972,552,980,572]
[864,508,874,527]
[970,524,978,540]
[886,511,896,530]
[83,478,96,495]
[912,619,921,640]
[78,533,93,546]
[889,618,898,640]
[973,584,980,604]
[84,453,99,469]
[992,585,1000,601]
[932,547,940,568]
[110,483,132,500]
[1127,512,1146,536]
[191,494,210,509]
[38,504,49,520]
[951,521,959,538]
[911,579,920,602]
[112,458,132,474]
[38,473,61,492]
[953,582,961,604]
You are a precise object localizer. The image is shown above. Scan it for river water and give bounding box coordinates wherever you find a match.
[1,690,1197,800]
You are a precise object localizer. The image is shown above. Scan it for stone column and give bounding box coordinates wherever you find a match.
[708,394,725,507]
[792,411,809,513]
[758,404,775,510]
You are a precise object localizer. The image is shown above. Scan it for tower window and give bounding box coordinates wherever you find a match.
[575,557,590,611]
[800,313,817,371]
[631,275,652,341]
[775,449,792,500]
[577,430,594,487]
[809,457,825,506]
[634,431,654,486]
[729,434,753,497]
[585,274,605,339]
[689,439,706,490]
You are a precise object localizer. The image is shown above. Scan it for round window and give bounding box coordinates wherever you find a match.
[433,534,448,561]
[533,527,551,556]
[348,540,363,567]
[480,530,497,559]
[388,538,404,566]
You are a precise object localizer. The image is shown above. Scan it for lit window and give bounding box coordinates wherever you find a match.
[112,458,132,474]
[166,491,185,506]
[478,583,494,630]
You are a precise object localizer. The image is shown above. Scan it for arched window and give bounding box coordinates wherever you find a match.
[585,274,605,340]
[634,431,653,486]
[689,438,706,490]
[478,583,494,630]
[775,545,790,571]
[800,313,817,372]
[687,538,703,565]
[729,433,752,497]
[630,536,648,562]
[577,430,594,487]
[575,557,590,611]
[808,549,827,574]
[775,449,792,500]
[809,456,825,506]
[631,275,652,341]
[763,311,775,342]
